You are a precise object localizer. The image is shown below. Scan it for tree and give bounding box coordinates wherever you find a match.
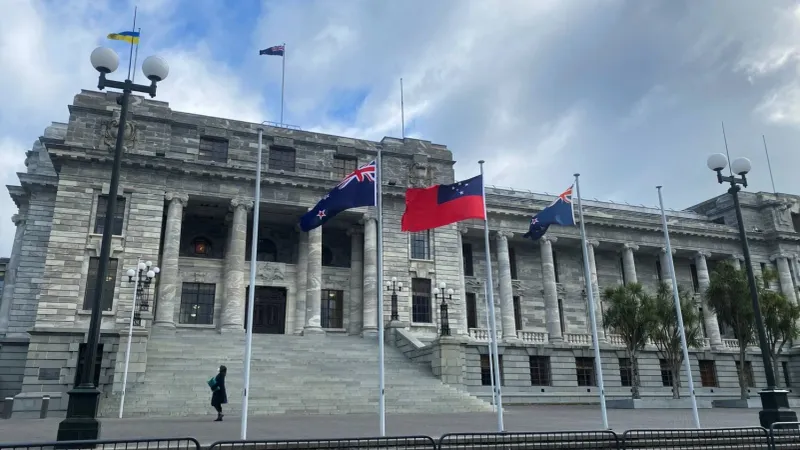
[602,283,654,399]
[760,268,800,387]
[705,262,755,400]
[650,282,704,399]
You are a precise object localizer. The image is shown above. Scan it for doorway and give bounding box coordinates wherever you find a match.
[245,286,287,334]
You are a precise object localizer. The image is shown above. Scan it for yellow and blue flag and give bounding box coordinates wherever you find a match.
[108,31,140,44]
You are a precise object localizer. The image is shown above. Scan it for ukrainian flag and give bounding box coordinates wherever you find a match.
[107,31,140,44]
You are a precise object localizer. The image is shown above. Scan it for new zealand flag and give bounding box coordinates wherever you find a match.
[523,185,576,240]
[299,161,376,232]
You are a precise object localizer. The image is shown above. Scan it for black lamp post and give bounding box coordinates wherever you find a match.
[706,152,798,428]
[385,277,402,321]
[57,47,169,443]
[434,282,454,337]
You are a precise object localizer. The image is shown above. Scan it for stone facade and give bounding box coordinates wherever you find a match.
[2,90,800,413]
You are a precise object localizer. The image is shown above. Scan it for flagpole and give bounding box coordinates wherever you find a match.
[376,148,386,436]
[400,78,405,139]
[762,135,777,195]
[574,173,608,430]
[118,257,141,418]
[241,127,264,439]
[280,43,286,125]
[479,160,504,432]
[126,6,137,80]
[131,27,141,84]
[483,284,497,412]
[657,186,701,428]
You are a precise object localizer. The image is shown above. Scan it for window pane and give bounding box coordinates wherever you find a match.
[466,293,477,329]
[333,156,357,179]
[94,195,126,235]
[269,147,296,172]
[198,137,229,163]
[411,278,432,323]
[509,247,518,279]
[410,231,430,260]
[699,360,718,387]
[513,296,522,331]
[576,357,596,386]
[462,243,474,276]
[530,356,551,386]
[84,257,117,311]
[481,354,503,386]
[619,358,632,387]
[321,289,344,328]
[659,359,673,387]
[179,282,216,325]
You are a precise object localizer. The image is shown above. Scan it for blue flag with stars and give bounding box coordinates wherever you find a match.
[523,185,576,240]
[299,160,376,232]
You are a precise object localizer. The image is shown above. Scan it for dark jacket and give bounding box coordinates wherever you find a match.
[211,372,227,406]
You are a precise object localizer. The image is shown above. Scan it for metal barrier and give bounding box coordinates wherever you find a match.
[0,437,201,450]
[770,422,800,450]
[621,427,771,449]
[438,431,620,450]
[207,436,436,450]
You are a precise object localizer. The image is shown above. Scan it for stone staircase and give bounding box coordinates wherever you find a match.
[100,329,493,417]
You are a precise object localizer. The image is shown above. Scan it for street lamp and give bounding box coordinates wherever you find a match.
[385,277,402,321]
[57,47,168,443]
[434,282,455,337]
[706,153,798,428]
[119,260,158,418]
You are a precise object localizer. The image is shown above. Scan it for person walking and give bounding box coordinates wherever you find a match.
[210,365,227,421]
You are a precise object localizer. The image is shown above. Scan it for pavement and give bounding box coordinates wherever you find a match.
[0,405,789,445]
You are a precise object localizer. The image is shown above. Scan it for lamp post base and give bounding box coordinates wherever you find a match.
[758,389,797,429]
[56,385,102,445]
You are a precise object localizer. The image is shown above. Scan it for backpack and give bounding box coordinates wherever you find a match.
[208,376,219,392]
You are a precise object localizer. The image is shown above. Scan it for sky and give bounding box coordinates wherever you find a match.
[2,0,800,256]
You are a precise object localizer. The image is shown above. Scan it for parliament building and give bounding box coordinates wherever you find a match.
[1,90,800,417]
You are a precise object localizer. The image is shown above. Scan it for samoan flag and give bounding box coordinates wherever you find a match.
[523,185,576,240]
[299,160,376,232]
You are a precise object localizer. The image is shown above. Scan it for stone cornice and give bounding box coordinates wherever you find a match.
[7,185,27,207]
[17,172,58,191]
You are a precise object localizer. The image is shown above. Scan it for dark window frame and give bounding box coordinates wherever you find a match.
[552,250,560,283]
[269,146,296,172]
[529,356,551,386]
[513,296,522,331]
[198,136,229,163]
[557,298,566,334]
[699,360,718,387]
[411,278,432,323]
[466,292,478,329]
[690,263,700,293]
[462,243,474,276]
[659,359,674,387]
[481,354,504,386]
[509,246,518,280]
[576,357,596,387]
[83,257,118,311]
[321,289,344,329]
[94,195,126,236]
[410,230,431,260]
[619,358,633,387]
[179,282,216,325]
[333,155,358,179]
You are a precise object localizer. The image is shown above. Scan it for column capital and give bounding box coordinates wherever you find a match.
[360,211,377,224]
[11,214,25,226]
[659,247,676,255]
[622,243,639,251]
[230,198,254,212]
[587,239,600,248]
[729,253,744,262]
[165,192,189,206]
[695,250,712,260]
[770,252,793,262]
[495,230,514,241]
[458,225,470,235]
[541,234,558,244]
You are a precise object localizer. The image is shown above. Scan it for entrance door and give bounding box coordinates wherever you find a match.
[245,286,287,334]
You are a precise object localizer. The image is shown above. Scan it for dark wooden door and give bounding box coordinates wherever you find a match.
[246,286,286,334]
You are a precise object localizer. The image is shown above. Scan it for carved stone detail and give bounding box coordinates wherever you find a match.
[256,264,286,283]
[102,110,137,152]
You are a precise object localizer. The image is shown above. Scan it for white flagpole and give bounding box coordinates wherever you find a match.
[483,284,497,412]
[400,78,405,139]
[241,127,264,439]
[574,173,609,429]
[376,149,386,436]
[119,257,141,418]
[479,160,504,431]
[280,43,286,125]
[657,186,701,428]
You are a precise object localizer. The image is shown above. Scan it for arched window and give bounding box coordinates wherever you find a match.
[257,238,278,262]
[192,237,211,257]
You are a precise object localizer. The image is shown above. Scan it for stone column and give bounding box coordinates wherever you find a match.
[154,192,188,328]
[0,214,26,334]
[221,198,252,332]
[361,214,378,337]
[304,225,325,335]
[728,254,743,271]
[772,254,798,305]
[293,229,309,334]
[347,228,364,335]
[541,235,562,342]
[495,231,517,340]
[695,251,722,348]
[621,243,638,284]
[457,226,469,335]
[659,248,674,288]
[586,239,604,341]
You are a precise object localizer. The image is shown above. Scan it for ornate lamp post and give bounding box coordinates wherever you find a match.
[57,48,169,443]
[119,260,159,418]
[706,153,798,427]
[434,282,454,337]
[385,277,402,321]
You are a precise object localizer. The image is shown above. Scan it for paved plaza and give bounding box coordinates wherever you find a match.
[0,405,791,445]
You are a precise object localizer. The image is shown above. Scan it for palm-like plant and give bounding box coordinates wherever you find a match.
[760,268,800,387]
[705,262,755,400]
[650,282,704,399]
[602,283,654,399]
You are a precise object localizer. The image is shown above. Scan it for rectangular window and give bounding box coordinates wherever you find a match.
[699,360,718,387]
[480,354,503,386]
[410,231,431,260]
[619,358,633,387]
[333,156,357,179]
[179,282,216,325]
[83,257,118,311]
[269,146,296,172]
[466,292,478,329]
[619,256,626,285]
[782,361,791,388]
[656,259,663,283]
[557,298,566,334]
[659,359,674,387]
[462,243,474,276]
[553,250,560,283]
[529,356,551,386]
[576,357,596,386]
[198,136,229,163]
[690,263,700,293]
[509,247,518,279]
[411,278,432,323]
[513,296,522,331]
[793,212,800,233]
[321,289,344,328]
[735,360,756,387]
[94,195,126,235]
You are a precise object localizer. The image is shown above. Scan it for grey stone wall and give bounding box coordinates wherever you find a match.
[0,338,27,399]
